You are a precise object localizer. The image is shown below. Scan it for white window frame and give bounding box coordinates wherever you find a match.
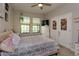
[20,16,41,34]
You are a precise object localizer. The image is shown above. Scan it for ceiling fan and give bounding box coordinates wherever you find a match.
[31,3,51,10]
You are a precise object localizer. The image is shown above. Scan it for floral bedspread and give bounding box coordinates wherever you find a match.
[1,41,59,56]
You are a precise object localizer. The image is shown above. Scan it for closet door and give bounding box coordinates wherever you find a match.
[58,13,73,50]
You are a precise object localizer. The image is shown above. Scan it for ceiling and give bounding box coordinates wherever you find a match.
[11,3,65,14]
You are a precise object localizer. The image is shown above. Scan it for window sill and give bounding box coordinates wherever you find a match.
[20,33,41,37]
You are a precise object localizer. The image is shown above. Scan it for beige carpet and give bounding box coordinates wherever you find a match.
[58,45,74,56]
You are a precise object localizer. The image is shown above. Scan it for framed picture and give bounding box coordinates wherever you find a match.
[5,3,9,11]
[61,18,67,30]
[53,20,57,30]
[5,12,8,22]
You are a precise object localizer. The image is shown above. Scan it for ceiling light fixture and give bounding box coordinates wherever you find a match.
[31,3,51,10]
[38,3,43,10]
[38,3,43,7]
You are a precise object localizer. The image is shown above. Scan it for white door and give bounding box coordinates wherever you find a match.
[51,13,73,50]
[58,13,72,50]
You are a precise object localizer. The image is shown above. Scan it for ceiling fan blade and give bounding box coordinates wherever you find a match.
[43,3,51,6]
[31,4,38,7]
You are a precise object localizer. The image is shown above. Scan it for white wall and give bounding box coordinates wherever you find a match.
[0,4,5,33]
[46,3,79,51]
[5,4,14,31]
[12,9,44,33]
[9,6,14,30]
[46,4,79,19]
[12,10,50,37]
[0,3,13,33]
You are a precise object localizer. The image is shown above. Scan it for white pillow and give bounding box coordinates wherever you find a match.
[12,33,21,46]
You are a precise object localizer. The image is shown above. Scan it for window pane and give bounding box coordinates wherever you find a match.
[32,25,40,32]
[33,18,40,24]
[21,25,29,33]
[20,16,30,24]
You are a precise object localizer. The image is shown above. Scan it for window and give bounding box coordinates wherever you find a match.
[21,25,29,33]
[20,16,41,34]
[32,18,41,33]
[20,16,30,33]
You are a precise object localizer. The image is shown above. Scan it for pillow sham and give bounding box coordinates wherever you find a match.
[12,33,21,46]
[0,34,15,52]
[0,31,13,43]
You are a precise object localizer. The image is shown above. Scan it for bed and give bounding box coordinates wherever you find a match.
[0,35,59,56]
